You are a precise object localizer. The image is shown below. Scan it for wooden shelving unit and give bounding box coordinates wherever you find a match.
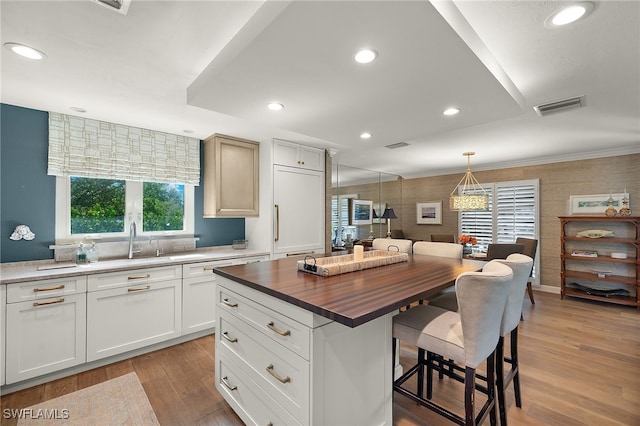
[560,216,639,309]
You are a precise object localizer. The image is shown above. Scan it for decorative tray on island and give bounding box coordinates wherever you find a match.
[297,250,409,277]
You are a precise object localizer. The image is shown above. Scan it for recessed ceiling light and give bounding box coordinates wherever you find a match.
[4,42,47,60]
[354,49,377,64]
[70,106,87,113]
[545,2,594,27]
[267,102,284,111]
[360,132,372,139]
[443,107,460,116]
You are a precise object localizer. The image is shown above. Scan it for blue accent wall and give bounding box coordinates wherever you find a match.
[1,104,55,262]
[0,103,244,263]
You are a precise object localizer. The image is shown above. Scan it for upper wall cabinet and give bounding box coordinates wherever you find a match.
[204,134,259,217]
[274,140,324,172]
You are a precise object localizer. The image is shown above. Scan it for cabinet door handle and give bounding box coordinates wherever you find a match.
[274,204,280,242]
[222,298,238,308]
[33,284,65,292]
[222,332,238,343]
[221,376,237,391]
[128,274,151,280]
[128,285,150,292]
[267,321,290,336]
[203,266,215,271]
[286,250,316,257]
[266,364,291,384]
[33,298,64,307]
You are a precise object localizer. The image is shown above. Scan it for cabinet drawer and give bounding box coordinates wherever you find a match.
[88,265,182,292]
[216,351,302,426]
[87,279,181,362]
[217,285,310,360]
[182,260,234,279]
[218,311,309,420]
[7,276,86,303]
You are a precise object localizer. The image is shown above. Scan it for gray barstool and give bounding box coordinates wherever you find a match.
[428,254,533,426]
[392,261,513,426]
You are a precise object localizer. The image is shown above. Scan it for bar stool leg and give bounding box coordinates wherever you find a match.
[511,329,522,408]
[495,337,507,426]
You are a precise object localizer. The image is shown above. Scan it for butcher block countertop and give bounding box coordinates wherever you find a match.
[214,253,485,328]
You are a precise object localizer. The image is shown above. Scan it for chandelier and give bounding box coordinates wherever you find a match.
[449,152,489,211]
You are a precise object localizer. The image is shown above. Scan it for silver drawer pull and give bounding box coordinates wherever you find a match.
[222,332,238,343]
[203,266,215,271]
[33,298,64,307]
[127,274,151,280]
[222,298,238,308]
[221,376,237,391]
[267,321,290,336]
[266,364,291,384]
[34,284,65,292]
[128,286,150,292]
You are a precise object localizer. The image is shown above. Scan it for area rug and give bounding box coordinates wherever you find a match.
[17,372,159,425]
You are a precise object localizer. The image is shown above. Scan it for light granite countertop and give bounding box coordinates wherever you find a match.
[0,246,270,284]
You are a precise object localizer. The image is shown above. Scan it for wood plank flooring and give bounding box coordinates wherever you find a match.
[1,291,638,425]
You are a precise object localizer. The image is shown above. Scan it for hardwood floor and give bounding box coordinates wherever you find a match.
[1,291,638,425]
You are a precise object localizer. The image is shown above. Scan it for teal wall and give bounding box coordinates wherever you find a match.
[0,103,244,263]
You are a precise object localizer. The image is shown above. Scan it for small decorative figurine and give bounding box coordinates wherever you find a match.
[604,195,617,217]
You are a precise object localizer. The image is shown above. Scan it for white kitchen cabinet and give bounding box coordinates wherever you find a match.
[5,277,87,384]
[273,165,325,258]
[1,285,5,386]
[86,266,182,362]
[182,255,270,335]
[273,139,324,172]
[204,134,260,217]
[215,275,393,425]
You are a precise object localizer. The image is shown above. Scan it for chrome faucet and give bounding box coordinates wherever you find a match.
[128,221,140,259]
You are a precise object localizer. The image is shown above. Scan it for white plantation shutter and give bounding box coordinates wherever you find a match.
[459,179,539,255]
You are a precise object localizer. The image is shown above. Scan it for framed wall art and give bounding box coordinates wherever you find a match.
[416,201,442,225]
[349,199,373,225]
[569,193,626,215]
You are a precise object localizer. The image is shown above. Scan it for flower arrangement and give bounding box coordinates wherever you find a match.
[458,234,477,245]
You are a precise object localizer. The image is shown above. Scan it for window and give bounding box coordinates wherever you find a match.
[56,176,194,240]
[459,179,539,281]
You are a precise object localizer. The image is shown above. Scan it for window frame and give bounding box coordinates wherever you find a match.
[458,179,540,284]
[55,176,194,241]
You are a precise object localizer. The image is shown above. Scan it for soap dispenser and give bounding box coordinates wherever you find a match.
[76,243,88,264]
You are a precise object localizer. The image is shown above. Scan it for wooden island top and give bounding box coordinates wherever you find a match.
[214,253,485,327]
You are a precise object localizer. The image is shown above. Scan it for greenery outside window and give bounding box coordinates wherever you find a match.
[56,176,194,240]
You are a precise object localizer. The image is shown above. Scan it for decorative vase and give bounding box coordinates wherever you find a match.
[463,244,473,255]
[618,196,632,217]
[604,196,617,217]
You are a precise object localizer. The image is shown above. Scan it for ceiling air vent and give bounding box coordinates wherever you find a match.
[385,142,409,149]
[93,0,131,15]
[533,96,584,117]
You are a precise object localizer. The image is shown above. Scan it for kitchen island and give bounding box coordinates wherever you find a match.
[214,253,485,426]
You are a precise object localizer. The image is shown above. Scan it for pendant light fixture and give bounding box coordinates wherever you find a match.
[449,152,489,211]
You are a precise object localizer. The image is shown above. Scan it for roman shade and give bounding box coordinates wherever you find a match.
[47,112,200,184]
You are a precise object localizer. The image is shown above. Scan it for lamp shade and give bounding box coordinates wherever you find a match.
[381,208,397,219]
[449,194,489,211]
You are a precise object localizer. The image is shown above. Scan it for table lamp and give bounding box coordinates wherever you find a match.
[380,207,397,238]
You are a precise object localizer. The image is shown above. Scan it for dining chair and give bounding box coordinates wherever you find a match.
[413,241,462,258]
[515,237,538,304]
[372,238,412,253]
[430,234,456,243]
[485,243,525,261]
[428,254,533,426]
[392,261,513,426]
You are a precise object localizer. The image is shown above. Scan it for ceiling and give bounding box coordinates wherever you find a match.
[2,0,639,179]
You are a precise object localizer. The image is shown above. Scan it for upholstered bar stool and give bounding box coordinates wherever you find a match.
[428,254,533,426]
[412,241,462,304]
[392,261,513,426]
[372,237,413,253]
